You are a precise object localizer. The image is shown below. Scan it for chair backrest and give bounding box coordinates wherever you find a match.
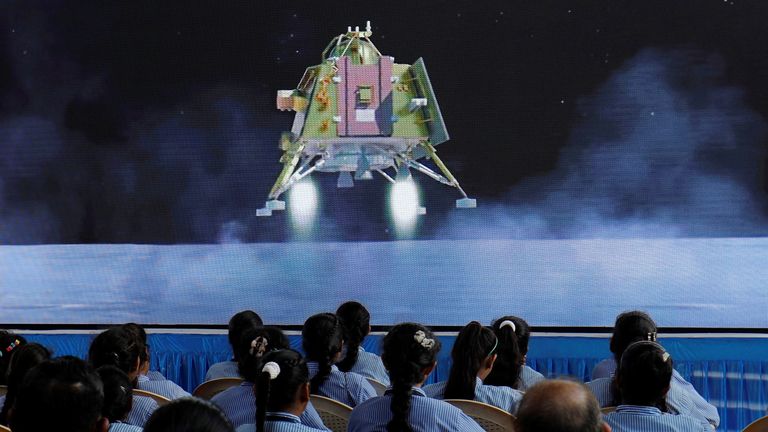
[744,415,768,432]
[601,406,617,415]
[0,424,10,432]
[0,385,7,397]
[192,377,244,400]
[310,394,352,432]
[445,399,515,432]
[134,389,171,406]
[366,377,387,396]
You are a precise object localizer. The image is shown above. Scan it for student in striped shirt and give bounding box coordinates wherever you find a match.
[336,301,390,385]
[302,313,377,407]
[0,343,51,426]
[144,398,234,432]
[514,379,609,432]
[89,326,159,427]
[603,341,711,432]
[211,326,328,430]
[236,349,327,432]
[588,311,719,428]
[424,321,523,414]
[122,323,191,400]
[484,316,545,391]
[348,323,484,432]
[206,311,264,381]
[97,365,143,432]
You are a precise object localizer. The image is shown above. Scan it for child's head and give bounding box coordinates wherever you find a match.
[335,301,371,372]
[610,311,657,363]
[228,311,263,358]
[88,326,144,380]
[301,312,343,393]
[0,331,27,385]
[97,365,134,423]
[236,326,289,383]
[484,316,527,389]
[144,398,234,432]
[444,321,498,400]
[0,342,52,424]
[254,349,310,432]
[617,341,672,408]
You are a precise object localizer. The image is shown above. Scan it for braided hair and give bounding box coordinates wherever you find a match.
[484,316,526,389]
[255,349,309,432]
[336,301,371,372]
[302,313,343,394]
[0,343,51,425]
[382,323,441,432]
[444,321,497,400]
[617,341,672,410]
[237,326,289,383]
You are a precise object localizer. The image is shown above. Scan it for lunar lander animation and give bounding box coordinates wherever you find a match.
[257,21,476,217]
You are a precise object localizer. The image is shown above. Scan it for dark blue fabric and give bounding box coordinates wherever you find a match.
[21,333,764,431]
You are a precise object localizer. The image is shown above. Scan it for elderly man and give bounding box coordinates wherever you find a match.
[515,379,611,432]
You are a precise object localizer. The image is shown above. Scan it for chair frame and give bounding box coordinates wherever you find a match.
[134,388,171,406]
[444,399,515,432]
[192,377,244,400]
[365,377,388,396]
[309,394,353,432]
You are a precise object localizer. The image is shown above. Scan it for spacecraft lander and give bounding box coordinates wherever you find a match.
[257,22,476,217]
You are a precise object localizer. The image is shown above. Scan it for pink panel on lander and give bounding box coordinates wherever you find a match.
[336,56,393,136]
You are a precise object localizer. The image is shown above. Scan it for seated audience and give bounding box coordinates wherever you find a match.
[122,322,190,399]
[236,349,326,432]
[0,342,52,425]
[587,311,719,427]
[9,356,108,432]
[336,301,390,385]
[206,310,264,381]
[0,331,26,386]
[484,315,545,390]
[144,398,234,432]
[302,312,376,407]
[424,321,523,413]
[98,365,143,432]
[89,326,159,427]
[211,326,328,430]
[348,322,484,432]
[603,341,710,431]
[514,379,609,432]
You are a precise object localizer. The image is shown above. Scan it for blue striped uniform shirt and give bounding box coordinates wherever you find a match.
[109,421,144,432]
[0,395,5,412]
[348,387,485,432]
[347,347,390,386]
[205,360,240,381]
[423,377,524,414]
[604,405,711,432]
[126,394,158,427]
[518,365,545,390]
[136,374,190,400]
[235,412,327,432]
[587,358,719,427]
[307,362,376,407]
[210,381,329,431]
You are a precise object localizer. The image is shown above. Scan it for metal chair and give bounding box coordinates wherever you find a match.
[192,377,244,400]
[445,399,515,432]
[134,389,171,406]
[309,394,352,432]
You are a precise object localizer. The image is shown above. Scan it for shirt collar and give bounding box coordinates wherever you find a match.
[265,412,302,423]
[137,374,149,383]
[615,405,663,415]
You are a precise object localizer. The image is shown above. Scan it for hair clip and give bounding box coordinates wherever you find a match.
[5,339,21,353]
[119,385,127,394]
[250,336,268,357]
[662,351,670,362]
[262,361,281,380]
[499,320,516,332]
[413,330,435,349]
[647,332,657,341]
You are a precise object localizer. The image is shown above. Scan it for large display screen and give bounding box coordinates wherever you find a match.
[2,1,767,327]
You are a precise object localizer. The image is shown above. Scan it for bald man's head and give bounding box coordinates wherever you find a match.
[515,380,609,432]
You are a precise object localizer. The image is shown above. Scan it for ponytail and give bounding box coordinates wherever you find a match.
[336,302,371,372]
[444,321,496,400]
[302,313,343,393]
[382,323,441,432]
[484,316,524,389]
[254,350,309,432]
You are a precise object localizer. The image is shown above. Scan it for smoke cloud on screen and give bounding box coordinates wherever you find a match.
[437,48,768,240]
